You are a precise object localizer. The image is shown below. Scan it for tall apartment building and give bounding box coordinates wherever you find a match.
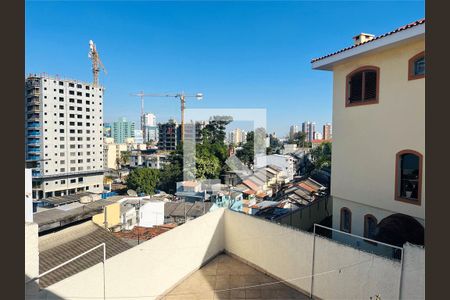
[323,123,332,140]
[133,130,144,144]
[112,117,135,144]
[311,19,425,243]
[158,119,181,151]
[103,123,112,138]
[301,121,316,142]
[289,125,299,139]
[142,113,158,143]
[25,74,104,199]
[229,128,247,145]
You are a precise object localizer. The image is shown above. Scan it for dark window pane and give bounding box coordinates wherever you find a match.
[366,217,377,238]
[348,72,363,102]
[364,71,377,100]
[341,209,351,232]
[414,57,425,76]
[399,153,420,200]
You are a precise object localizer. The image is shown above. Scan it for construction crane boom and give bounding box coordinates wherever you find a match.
[130,92,203,142]
[88,40,107,87]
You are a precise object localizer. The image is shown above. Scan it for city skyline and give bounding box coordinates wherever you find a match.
[25,1,424,137]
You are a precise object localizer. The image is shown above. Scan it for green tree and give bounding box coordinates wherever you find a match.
[120,151,131,166]
[310,142,332,171]
[126,168,160,195]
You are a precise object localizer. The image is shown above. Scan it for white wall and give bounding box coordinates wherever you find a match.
[36,209,425,300]
[139,201,165,228]
[25,223,39,297]
[224,210,423,300]
[40,208,225,300]
[401,243,425,300]
[25,169,33,222]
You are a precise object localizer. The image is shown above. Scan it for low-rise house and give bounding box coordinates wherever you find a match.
[36,221,131,288]
[282,143,298,154]
[255,154,297,181]
[209,191,244,212]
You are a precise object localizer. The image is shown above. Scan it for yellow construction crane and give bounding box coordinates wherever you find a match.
[130,92,203,142]
[88,40,107,86]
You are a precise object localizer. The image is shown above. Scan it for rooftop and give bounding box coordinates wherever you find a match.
[162,254,308,300]
[311,18,425,70]
[38,222,131,288]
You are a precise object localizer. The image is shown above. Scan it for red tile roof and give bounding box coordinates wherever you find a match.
[243,179,260,192]
[312,139,332,144]
[298,182,316,193]
[243,189,256,195]
[311,18,425,63]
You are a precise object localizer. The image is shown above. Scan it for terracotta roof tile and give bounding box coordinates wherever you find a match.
[311,18,425,63]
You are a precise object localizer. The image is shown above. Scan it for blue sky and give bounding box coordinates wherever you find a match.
[26,1,424,137]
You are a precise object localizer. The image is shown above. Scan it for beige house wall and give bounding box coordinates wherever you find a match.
[331,39,425,226]
[92,203,121,229]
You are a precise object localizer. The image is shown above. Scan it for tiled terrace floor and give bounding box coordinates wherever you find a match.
[162,254,308,299]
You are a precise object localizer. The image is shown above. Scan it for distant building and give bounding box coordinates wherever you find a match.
[228,128,246,145]
[134,130,144,144]
[323,123,332,140]
[282,144,298,154]
[302,121,316,142]
[158,119,181,151]
[255,154,297,182]
[289,125,299,139]
[314,131,323,140]
[142,113,158,143]
[103,123,112,138]
[112,117,135,144]
[25,74,104,199]
[103,138,128,170]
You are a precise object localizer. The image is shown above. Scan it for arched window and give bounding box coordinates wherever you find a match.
[364,214,378,239]
[340,207,352,233]
[395,150,423,205]
[408,51,425,80]
[346,66,379,107]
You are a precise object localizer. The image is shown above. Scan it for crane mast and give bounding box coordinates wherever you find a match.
[88,40,107,87]
[130,92,203,143]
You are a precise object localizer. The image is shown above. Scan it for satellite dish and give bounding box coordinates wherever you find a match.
[127,189,138,197]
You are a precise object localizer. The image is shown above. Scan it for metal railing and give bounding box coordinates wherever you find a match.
[26,243,106,300]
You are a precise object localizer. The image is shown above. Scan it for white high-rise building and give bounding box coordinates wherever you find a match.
[143,113,158,143]
[143,113,156,126]
[314,131,323,140]
[302,121,316,142]
[289,125,299,139]
[25,74,104,200]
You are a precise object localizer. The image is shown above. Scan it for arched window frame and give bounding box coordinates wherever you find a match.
[340,207,352,233]
[408,51,425,80]
[345,66,380,107]
[364,214,378,238]
[395,150,423,205]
